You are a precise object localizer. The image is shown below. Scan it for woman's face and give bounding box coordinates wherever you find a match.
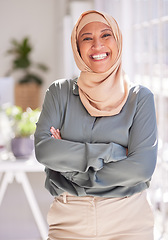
[77,22,118,73]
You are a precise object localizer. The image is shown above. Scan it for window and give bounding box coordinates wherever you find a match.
[133,0,168,141]
[133,0,168,237]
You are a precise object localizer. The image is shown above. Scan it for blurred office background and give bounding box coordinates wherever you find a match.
[0,0,168,239]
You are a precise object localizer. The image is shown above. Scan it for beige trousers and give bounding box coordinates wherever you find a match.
[47,191,154,240]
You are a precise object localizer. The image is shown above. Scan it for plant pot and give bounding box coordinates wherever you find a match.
[11,137,34,159]
[15,82,41,111]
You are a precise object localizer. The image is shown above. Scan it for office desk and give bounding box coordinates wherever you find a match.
[0,156,48,240]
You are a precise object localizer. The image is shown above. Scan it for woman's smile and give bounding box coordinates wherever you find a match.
[90,52,109,61]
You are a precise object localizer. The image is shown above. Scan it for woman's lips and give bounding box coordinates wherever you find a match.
[90,52,109,60]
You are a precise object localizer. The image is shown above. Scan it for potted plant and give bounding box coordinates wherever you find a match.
[5,37,49,110]
[5,105,40,158]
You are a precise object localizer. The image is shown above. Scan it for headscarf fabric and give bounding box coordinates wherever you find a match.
[71,10,130,117]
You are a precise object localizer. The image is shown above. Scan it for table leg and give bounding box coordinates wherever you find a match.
[0,172,14,205]
[15,172,48,240]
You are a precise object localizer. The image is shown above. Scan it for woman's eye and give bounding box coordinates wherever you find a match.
[82,37,92,41]
[102,33,111,38]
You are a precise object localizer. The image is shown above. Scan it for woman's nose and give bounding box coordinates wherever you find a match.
[92,38,103,50]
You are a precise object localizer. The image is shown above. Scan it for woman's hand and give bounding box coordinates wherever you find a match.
[126,148,128,156]
[50,126,61,139]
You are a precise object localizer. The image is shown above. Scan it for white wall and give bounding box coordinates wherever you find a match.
[0,0,66,103]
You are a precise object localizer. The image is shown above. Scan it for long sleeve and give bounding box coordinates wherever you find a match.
[72,92,158,188]
[35,80,127,174]
[35,80,158,198]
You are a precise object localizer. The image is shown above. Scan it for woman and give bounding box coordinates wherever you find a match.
[35,10,158,240]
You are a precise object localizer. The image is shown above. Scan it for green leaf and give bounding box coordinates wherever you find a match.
[36,63,49,72]
[5,36,49,85]
[5,106,40,137]
[13,57,31,69]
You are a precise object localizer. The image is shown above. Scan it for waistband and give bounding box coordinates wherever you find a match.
[56,191,141,204]
[57,192,97,203]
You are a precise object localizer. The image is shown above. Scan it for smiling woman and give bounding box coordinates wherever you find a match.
[34,10,158,240]
[71,10,129,117]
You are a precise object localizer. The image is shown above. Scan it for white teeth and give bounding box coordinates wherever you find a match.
[92,53,107,60]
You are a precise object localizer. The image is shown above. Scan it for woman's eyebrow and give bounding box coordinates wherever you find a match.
[101,28,112,32]
[80,32,92,37]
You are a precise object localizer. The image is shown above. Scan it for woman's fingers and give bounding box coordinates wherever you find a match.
[50,127,61,139]
[51,129,61,139]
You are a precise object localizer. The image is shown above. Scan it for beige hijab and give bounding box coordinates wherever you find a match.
[71,10,130,117]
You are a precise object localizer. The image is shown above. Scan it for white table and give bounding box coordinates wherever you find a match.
[0,155,48,240]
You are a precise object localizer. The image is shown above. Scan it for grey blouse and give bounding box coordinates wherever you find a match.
[34,78,158,198]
